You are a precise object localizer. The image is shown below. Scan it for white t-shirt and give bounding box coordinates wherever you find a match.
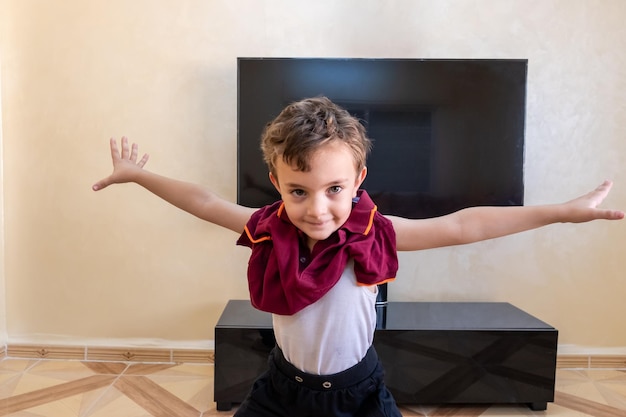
[272,260,378,375]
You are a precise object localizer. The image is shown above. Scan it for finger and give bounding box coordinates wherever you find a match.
[120,136,130,159]
[587,180,622,220]
[130,142,139,162]
[597,209,625,221]
[110,137,120,160]
[577,180,612,207]
[595,180,613,194]
[137,153,150,168]
[92,177,112,191]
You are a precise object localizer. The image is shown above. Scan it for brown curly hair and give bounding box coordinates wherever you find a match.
[260,97,372,177]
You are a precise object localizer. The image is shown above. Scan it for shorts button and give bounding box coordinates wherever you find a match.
[295,376,303,383]
[322,381,332,389]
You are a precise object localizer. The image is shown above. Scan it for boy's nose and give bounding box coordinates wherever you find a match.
[307,196,328,217]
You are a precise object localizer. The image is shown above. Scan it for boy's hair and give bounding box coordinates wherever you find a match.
[260,96,372,177]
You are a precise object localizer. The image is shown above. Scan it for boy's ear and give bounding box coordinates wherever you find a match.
[269,172,281,193]
[356,166,367,187]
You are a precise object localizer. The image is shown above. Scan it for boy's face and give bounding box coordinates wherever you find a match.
[269,141,367,250]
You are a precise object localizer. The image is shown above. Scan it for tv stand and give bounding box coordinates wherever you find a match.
[214,300,557,411]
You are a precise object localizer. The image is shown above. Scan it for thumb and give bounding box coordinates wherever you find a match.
[600,209,625,221]
[92,177,113,191]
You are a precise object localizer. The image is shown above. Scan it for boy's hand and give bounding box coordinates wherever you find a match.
[92,137,149,191]
[563,180,624,222]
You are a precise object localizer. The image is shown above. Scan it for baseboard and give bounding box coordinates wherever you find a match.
[5,343,214,364]
[557,354,626,369]
[3,342,626,368]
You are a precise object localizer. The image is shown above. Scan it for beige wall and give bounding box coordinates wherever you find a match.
[0,38,6,348]
[1,0,625,352]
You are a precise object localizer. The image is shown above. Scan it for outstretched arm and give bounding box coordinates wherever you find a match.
[389,180,624,251]
[92,137,255,234]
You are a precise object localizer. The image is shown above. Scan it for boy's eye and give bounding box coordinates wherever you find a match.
[291,189,306,197]
[328,186,342,194]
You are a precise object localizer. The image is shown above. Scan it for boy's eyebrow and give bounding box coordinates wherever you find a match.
[284,178,351,188]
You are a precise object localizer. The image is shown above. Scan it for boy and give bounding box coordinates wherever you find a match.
[93,97,623,417]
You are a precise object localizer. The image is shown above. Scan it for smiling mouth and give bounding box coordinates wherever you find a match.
[305,220,329,228]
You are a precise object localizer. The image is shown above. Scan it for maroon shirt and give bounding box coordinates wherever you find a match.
[237,190,398,315]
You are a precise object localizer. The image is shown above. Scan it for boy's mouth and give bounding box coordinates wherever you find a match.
[306,221,327,229]
[304,216,332,226]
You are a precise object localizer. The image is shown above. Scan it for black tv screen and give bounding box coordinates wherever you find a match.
[237,58,526,218]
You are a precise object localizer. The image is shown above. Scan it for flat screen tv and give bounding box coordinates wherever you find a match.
[237,58,527,218]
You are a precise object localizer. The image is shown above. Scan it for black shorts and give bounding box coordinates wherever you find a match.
[234,346,402,417]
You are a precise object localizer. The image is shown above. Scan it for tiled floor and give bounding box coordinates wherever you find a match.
[1,357,626,416]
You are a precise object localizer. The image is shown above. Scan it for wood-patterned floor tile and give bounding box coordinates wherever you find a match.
[1,357,626,417]
[0,374,116,416]
[114,376,201,417]
[555,390,626,417]
[123,363,179,376]
[82,361,129,375]
[146,372,213,411]
[429,405,491,416]
[78,385,154,417]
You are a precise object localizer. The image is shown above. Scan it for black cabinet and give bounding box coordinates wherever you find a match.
[214,300,557,411]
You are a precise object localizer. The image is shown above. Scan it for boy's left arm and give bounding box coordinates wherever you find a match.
[388,180,624,252]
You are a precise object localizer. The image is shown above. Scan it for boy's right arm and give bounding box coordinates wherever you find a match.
[92,137,256,234]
